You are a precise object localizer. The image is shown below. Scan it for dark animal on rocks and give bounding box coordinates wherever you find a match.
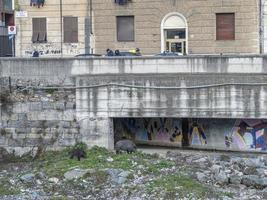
[115,139,137,154]
[69,149,86,161]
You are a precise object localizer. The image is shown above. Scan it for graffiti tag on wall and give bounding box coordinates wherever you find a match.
[114,118,267,152]
[24,43,61,56]
[24,43,81,56]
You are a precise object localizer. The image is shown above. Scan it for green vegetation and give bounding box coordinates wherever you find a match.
[38,146,176,178]
[146,173,216,199]
[44,88,58,94]
[222,191,234,198]
[0,145,223,199]
[0,179,19,196]
[67,142,87,154]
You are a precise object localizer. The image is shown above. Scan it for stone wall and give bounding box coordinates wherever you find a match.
[0,58,78,155]
[0,86,78,155]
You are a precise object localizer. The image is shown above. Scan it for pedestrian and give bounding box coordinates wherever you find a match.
[32,50,39,57]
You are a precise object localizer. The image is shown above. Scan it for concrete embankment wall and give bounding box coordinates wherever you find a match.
[1,56,267,154]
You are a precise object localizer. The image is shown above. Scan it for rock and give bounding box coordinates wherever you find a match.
[219,155,231,162]
[261,187,267,193]
[48,177,59,184]
[215,171,229,185]
[166,151,182,158]
[106,169,130,185]
[151,153,160,159]
[256,168,267,177]
[193,157,207,163]
[229,175,242,184]
[20,173,35,183]
[230,157,243,165]
[106,157,114,162]
[256,178,267,188]
[211,164,222,175]
[241,175,260,187]
[64,168,89,180]
[35,172,47,180]
[244,167,258,175]
[196,172,206,182]
[244,158,264,168]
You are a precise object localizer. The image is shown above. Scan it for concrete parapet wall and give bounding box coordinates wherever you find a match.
[72,55,267,75]
[0,58,74,85]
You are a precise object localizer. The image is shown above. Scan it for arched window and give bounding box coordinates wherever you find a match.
[161,13,188,55]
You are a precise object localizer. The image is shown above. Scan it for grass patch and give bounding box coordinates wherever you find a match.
[145,160,175,174]
[50,196,73,200]
[0,180,20,196]
[146,173,218,199]
[221,191,234,198]
[37,146,144,178]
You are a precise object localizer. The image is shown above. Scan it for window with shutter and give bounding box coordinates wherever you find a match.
[64,17,78,43]
[117,16,134,42]
[32,18,47,43]
[216,13,235,40]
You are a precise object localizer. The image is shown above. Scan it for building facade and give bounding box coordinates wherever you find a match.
[93,0,260,55]
[0,0,14,57]
[15,0,92,57]
[14,0,263,56]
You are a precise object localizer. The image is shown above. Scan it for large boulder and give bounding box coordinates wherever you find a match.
[64,168,89,180]
[106,169,130,185]
[20,173,35,183]
[229,175,242,184]
[215,171,229,185]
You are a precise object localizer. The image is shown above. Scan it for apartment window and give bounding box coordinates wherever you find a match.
[216,13,235,40]
[117,16,134,42]
[32,18,47,43]
[64,17,78,43]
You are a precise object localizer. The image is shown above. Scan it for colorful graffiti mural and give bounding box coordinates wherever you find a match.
[224,119,267,151]
[113,118,267,152]
[114,118,182,144]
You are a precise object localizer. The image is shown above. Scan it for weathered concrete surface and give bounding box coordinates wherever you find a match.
[76,74,267,119]
[1,56,267,153]
[71,55,267,75]
[0,58,74,85]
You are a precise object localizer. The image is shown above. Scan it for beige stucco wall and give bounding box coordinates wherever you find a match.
[264,0,267,53]
[15,0,91,57]
[93,0,260,55]
[15,0,260,57]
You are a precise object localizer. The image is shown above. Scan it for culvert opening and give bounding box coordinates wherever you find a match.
[113,118,267,153]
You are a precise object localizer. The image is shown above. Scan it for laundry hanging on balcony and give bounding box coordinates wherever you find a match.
[30,0,45,8]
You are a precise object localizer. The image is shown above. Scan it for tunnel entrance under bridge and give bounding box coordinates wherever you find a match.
[113,118,267,153]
